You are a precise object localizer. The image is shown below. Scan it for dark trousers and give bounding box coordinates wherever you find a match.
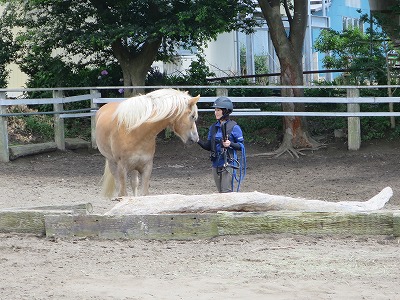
[212,167,232,193]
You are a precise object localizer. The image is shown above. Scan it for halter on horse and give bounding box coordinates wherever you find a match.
[95,89,199,198]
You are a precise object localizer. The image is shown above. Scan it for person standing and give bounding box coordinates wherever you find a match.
[197,96,246,193]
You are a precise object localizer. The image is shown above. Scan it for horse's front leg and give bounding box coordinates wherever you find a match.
[140,161,154,196]
[130,170,139,197]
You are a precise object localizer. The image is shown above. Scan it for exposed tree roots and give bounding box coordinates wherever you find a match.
[249,140,326,159]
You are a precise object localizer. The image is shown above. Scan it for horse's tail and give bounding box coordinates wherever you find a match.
[101,160,115,198]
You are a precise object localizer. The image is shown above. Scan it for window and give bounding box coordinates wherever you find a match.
[345,0,361,8]
[343,17,364,31]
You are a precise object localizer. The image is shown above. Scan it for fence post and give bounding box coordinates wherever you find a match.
[53,90,65,150]
[0,92,9,162]
[90,89,98,149]
[347,88,361,150]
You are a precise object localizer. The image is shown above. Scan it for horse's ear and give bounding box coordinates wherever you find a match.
[189,95,200,106]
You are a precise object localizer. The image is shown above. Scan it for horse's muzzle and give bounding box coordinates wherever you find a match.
[186,131,199,144]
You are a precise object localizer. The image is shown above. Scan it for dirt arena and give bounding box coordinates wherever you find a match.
[1,138,400,299]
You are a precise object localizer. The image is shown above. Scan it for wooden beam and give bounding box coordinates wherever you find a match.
[44,210,400,240]
[394,212,400,237]
[45,214,219,240]
[0,92,9,162]
[9,142,57,160]
[0,203,92,235]
[347,88,361,150]
[0,210,74,235]
[53,90,65,151]
[217,211,395,236]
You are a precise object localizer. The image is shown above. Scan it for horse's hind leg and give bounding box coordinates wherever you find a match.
[101,160,116,198]
[103,160,128,198]
[130,170,139,197]
[108,161,128,197]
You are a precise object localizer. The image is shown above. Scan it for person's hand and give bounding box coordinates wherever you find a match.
[222,139,231,148]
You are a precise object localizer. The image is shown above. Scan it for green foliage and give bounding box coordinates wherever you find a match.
[303,86,349,138]
[314,25,390,85]
[223,78,273,97]
[23,115,54,142]
[308,116,347,138]
[17,52,123,142]
[307,113,400,142]
[0,7,18,87]
[64,118,91,140]
[254,54,269,75]
[236,116,282,143]
[19,55,123,141]
[388,124,400,140]
[23,54,123,94]
[240,45,269,77]
[4,0,257,88]
[146,53,217,97]
[185,55,215,85]
[239,45,246,75]
[361,116,390,140]
[6,105,54,144]
[305,84,400,141]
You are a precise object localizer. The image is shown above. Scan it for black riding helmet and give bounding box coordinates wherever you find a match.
[212,96,234,114]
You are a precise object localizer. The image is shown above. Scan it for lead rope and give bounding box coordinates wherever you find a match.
[230,143,246,192]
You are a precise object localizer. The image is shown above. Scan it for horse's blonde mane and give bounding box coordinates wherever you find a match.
[114,89,196,131]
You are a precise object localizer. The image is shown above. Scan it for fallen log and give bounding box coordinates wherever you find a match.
[8,138,89,160]
[9,142,57,160]
[105,187,393,216]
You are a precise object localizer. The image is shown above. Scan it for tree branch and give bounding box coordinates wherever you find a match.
[283,0,293,24]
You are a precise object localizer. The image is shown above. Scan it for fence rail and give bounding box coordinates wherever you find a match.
[0,86,399,162]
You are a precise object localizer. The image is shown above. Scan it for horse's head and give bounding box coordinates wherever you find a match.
[171,94,200,144]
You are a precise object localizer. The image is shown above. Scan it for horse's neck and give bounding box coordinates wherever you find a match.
[141,119,172,137]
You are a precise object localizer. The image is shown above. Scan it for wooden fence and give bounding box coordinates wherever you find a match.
[1,86,400,162]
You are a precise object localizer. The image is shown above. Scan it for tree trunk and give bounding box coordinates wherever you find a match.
[112,38,162,97]
[258,0,319,157]
[279,57,320,153]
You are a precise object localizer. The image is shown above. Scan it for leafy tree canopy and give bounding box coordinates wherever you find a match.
[1,0,257,92]
[0,12,18,87]
[314,26,393,85]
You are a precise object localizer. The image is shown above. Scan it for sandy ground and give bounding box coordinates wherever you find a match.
[1,138,400,299]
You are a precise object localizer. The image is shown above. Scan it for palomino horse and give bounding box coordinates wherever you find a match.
[95,88,200,198]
